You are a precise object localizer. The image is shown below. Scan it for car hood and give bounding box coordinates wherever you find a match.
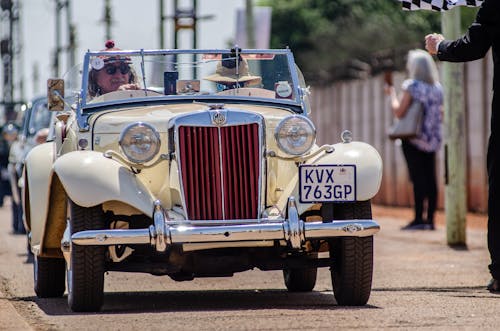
[90,103,296,134]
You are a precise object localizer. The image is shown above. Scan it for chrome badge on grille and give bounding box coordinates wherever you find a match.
[211,111,227,126]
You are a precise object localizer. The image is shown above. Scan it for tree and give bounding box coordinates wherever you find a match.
[259,0,475,84]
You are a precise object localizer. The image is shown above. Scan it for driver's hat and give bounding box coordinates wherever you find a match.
[90,40,131,70]
[204,53,261,85]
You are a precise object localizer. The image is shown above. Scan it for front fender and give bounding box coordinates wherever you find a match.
[53,151,154,217]
[24,142,55,247]
[278,141,383,215]
[309,141,383,200]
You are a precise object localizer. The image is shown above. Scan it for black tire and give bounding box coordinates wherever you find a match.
[12,198,25,234]
[323,200,374,306]
[26,234,33,262]
[283,265,317,292]
[33,255,66,298]
[67,200,106,312]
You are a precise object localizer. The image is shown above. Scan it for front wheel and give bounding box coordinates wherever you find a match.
[33,255,65,298]
[67,200,106,312]
[322,200,374,306]
[283,267,317,292]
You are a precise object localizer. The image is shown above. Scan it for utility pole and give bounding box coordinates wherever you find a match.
[1,0,22,122]
[53,1,75,77]
[32,63,39,97]
[159,0,165,49]
[442,8,467,246]
[170,0,213,77]
[172,0,198,50]
[245,0,255,49]
[53,0,63,77]
[103,0,112,41]
[66,0,76,70]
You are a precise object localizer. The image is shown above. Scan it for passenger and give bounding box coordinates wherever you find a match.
[88,40,140,97]
[204,51,262,92]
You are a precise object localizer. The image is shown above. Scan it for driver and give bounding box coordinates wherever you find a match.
[204,51,262,91]
[88,40,140,97]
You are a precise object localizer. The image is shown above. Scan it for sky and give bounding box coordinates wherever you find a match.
[16,0,246,101]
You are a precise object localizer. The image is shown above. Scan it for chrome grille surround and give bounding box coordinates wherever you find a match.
[170,109,265,221]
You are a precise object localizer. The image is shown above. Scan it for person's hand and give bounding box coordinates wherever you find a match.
[384,84,395,96]
[425,33,445,55]
[118,83,140,91]
[34,128,49,144]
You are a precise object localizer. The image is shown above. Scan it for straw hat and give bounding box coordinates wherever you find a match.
[204,54,261,85]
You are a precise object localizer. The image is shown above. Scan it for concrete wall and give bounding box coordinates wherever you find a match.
[309,55,493,212]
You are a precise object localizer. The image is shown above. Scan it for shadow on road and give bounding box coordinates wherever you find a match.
[25,290,381,315]
[373,285,486,292]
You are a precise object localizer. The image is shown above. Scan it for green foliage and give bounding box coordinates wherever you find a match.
[259,0,443,83]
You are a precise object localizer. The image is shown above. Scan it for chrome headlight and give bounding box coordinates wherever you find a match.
[119,122,160,163]
[275,115,316,155]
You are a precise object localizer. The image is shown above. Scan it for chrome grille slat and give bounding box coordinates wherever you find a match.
[179,123,260,220]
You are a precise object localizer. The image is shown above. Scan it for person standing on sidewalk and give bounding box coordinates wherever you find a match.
[386,49,443,231]
[425,0,500,292]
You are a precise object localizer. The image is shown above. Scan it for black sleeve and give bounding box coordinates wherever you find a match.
[437,2,495,63]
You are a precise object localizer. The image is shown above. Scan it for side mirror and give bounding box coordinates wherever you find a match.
[47,78,65,111]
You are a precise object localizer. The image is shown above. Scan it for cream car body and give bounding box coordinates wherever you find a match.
[23,48,382,312]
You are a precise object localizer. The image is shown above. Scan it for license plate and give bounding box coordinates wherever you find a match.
[299,165,356,203]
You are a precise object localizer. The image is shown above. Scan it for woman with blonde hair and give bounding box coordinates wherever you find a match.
[386,49,443,230]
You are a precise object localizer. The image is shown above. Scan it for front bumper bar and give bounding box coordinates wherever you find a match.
[67,198,380,252]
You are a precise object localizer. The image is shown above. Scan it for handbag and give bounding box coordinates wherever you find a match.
[388,100,424,140]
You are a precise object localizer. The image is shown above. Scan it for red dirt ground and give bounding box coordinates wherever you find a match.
[372,204,487,230]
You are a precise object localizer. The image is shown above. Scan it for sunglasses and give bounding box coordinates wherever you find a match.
[103,63,131,75]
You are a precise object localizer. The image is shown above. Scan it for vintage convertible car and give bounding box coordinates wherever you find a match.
[24,47,382,312]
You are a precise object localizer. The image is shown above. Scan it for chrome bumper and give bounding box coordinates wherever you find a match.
[66,198,380,252]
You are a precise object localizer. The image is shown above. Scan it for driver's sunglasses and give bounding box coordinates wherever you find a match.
[104,63,131,75]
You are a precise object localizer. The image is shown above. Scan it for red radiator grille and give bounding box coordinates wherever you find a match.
[178,124,260,220]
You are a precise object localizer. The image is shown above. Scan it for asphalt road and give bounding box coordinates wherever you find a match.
[0,201,499,330]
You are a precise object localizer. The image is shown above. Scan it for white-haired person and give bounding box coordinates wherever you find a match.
[385,49,443,230]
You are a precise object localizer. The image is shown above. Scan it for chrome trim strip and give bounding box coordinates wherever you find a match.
[284,197,304,249]
[71,198,380,252]
[182,241,275,252]
[217,126,226,219]
[61,221,71,266]
[72,228,152,246]
[164,219,283,225]
[71,219,380,250]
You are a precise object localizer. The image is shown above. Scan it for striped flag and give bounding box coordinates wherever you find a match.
[399,0,483,11]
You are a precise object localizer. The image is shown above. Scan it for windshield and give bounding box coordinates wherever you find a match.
[77,49,304,109]
[27,98,52,137]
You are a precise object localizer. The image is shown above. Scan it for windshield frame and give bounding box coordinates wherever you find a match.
[75,48,307,130]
